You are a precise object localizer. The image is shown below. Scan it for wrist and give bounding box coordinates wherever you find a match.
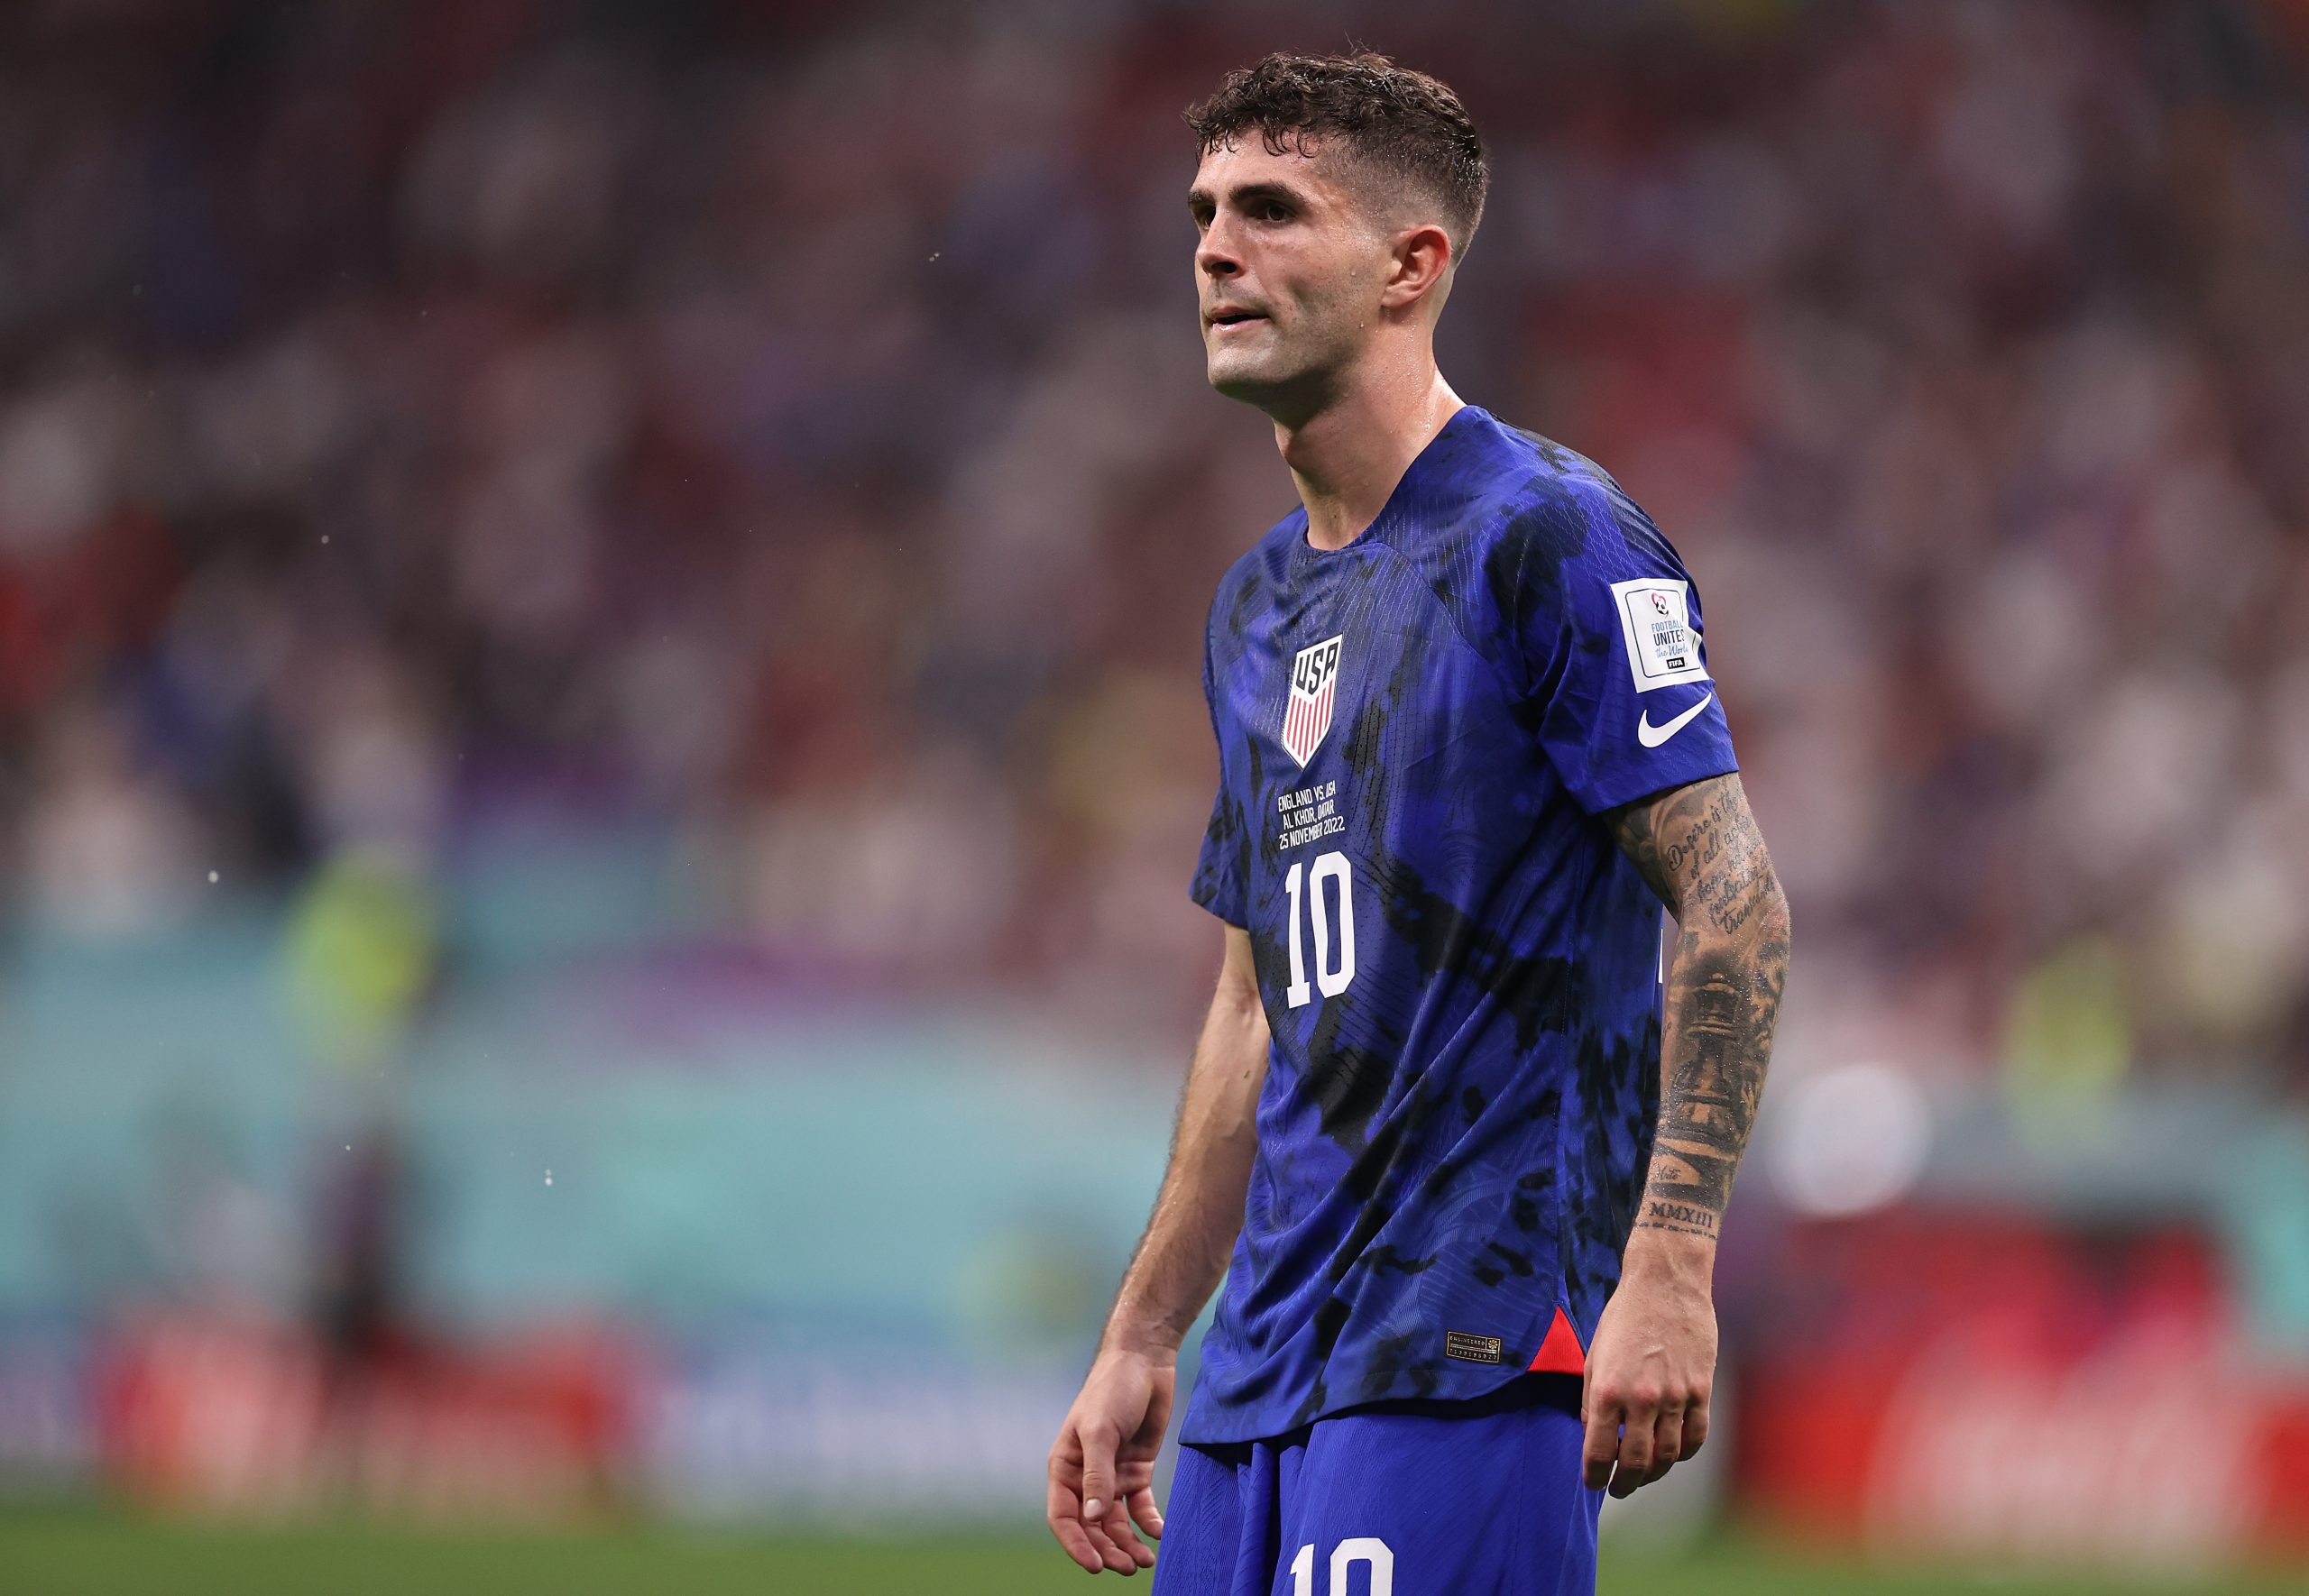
[1099,1312,1186,1362]
[1621,1219,1718,1289]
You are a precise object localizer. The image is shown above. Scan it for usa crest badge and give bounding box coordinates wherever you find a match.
[1280,634,1345,766]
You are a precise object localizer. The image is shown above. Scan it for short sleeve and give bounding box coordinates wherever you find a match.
[1190,626,1249,926]
[1518,483,1739,814]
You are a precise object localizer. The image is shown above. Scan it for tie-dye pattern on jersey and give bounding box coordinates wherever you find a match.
[1182,406,1738,1444]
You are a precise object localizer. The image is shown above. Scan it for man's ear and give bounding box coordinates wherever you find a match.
[1380,223,1454,314]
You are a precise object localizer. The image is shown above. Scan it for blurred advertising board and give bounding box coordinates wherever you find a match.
[95,1310,631,1519]
[0,1318,92,1488]
[634,1330,1081,1521]
[0,926,1182,1519]
[1737,1212,2309,1567]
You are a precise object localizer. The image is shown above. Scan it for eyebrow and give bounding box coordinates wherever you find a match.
[1186,179,1311,214]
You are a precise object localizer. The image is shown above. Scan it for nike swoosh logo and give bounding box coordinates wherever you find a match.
[1637,692,1714,748]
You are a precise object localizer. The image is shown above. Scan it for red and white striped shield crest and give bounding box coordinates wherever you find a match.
[1280,634,1345,766]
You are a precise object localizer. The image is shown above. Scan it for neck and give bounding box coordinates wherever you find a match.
[1275,359,1464,551]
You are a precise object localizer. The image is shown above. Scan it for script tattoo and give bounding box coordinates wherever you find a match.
[1605,775,1789,1229]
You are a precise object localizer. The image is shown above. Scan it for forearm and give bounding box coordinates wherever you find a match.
[1100,931,1269,1357]
[1605,775,1791,1277]
[1627,910,1787,1267]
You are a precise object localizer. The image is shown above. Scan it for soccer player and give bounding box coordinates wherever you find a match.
[1046,52,1791,1595]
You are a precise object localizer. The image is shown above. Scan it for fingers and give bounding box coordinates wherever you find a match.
[1585,1385,1711,1496]
[1681,1395,1709,1460]
[1608,1390,1659,1498]
[1643,1402,1686,1489]
[1580,1385,1621,1491]
[1094,1491,1156,1573]
[1049,1424,1149,1575]
[1128,1482,1165,1544]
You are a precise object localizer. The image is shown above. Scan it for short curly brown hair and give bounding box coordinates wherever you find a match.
[1185,51,1488,255]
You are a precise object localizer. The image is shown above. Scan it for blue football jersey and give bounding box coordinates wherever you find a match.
[1183,405,1738,1444]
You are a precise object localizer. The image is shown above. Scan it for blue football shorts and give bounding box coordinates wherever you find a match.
[1149,1373,1601,1596]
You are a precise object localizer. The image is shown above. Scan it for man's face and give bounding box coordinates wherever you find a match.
[1189,137,1394,411]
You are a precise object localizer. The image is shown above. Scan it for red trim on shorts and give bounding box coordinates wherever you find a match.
[1528,1307,1585,1375]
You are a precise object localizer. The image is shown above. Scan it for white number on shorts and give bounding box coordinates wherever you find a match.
[1282,850,1357,1009]
[1289,1535,1394,1595]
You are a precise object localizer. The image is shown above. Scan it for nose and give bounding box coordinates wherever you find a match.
[1197,218,1242,282]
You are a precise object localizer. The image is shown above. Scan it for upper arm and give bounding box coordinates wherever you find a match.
[1499,484,1739,816]
[1188,924,1270,1116]
[1603,773,1788,940]
[1213,924,1265,1028]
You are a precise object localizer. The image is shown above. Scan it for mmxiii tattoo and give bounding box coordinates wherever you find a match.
[1605,775,1789,1242]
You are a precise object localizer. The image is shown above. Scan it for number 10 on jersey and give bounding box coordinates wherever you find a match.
[1283,849,1357,1008]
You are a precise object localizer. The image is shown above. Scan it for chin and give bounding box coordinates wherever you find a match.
[1206,353,1293,405]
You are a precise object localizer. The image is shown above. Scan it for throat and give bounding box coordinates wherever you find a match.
[1283,382,1467,552]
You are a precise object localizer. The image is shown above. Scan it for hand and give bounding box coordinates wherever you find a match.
[1047,1346,1174,1573]
[1579,1251,1716,1498]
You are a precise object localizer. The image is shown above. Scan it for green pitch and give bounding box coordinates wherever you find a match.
[0,1505,2299,1595]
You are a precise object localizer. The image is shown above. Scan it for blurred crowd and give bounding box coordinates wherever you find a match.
[3,0,2307,1081]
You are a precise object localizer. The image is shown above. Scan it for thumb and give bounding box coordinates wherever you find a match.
[1079,1419,1118,1520]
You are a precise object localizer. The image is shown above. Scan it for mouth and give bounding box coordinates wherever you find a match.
[1206,307,1268,331]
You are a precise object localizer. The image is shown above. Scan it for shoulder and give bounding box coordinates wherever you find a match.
[1207,507,1305,647]
[1425,412,1666,578]
[1404,414,1660,643]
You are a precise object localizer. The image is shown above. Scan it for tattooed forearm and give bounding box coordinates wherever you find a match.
[1641,1197,1720,1240]
[1643,934,1782,1218]
[1605,775,1789,1235]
